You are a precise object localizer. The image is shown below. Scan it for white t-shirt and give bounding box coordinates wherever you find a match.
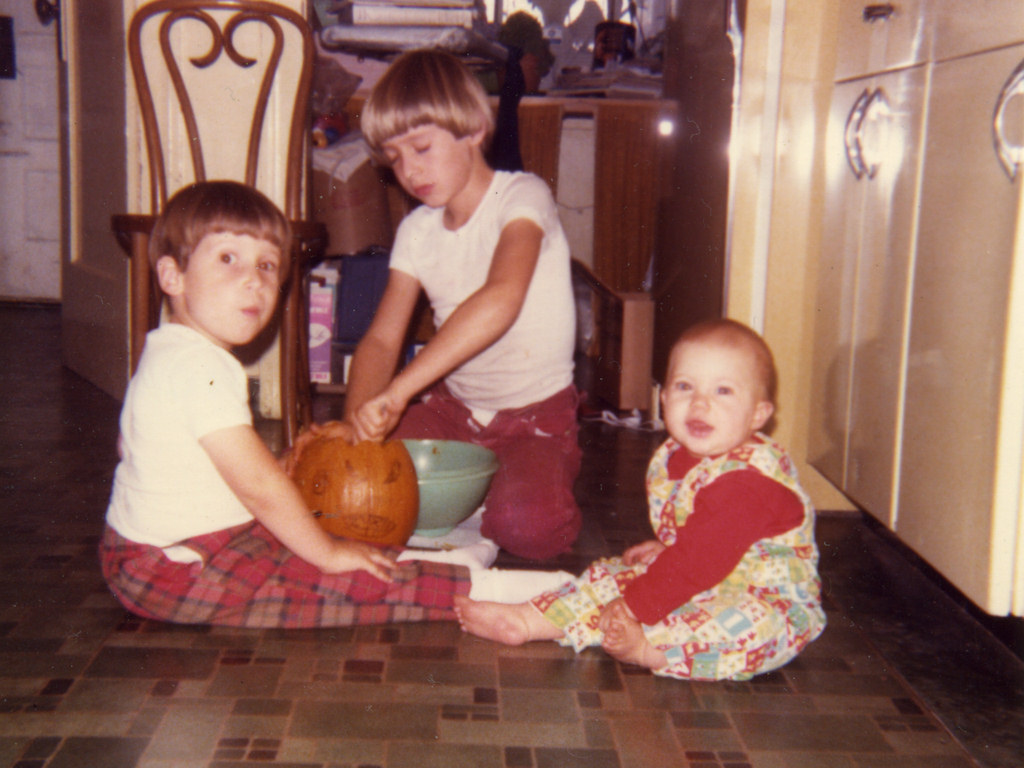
[106,323,255,550]
[389,171,575,413]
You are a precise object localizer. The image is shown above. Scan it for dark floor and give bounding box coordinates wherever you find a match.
[1,302,1021,768]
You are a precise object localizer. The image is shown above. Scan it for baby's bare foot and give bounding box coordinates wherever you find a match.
[600,613,665,669]
[602,637,649,667]
[453,596,534,645]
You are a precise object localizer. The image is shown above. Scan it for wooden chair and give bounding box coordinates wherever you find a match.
[111,0,325,447]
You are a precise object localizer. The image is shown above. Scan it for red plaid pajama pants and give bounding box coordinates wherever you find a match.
[99,522,470,628]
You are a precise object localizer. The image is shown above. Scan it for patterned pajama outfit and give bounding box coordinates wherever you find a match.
[531,437,826,681]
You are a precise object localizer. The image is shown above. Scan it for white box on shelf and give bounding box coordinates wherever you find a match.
[309,262,340,384]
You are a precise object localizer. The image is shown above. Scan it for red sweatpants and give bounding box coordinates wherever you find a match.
[392,383,582,560]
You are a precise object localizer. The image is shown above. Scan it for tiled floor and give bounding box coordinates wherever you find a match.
[1,303,1021,768]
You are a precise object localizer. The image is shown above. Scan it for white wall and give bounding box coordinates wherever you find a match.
[555,116,594,268]
[0,1,61,301]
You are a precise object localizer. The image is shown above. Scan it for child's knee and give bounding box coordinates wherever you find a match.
[482,493,581,560]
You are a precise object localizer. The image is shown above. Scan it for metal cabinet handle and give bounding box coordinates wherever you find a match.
[863,3,895,22]
[993,58,1024,181]
[845,88,872,179]
[860,87,891,179]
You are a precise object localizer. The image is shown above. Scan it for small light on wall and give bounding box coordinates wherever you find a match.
[657,117,675,137]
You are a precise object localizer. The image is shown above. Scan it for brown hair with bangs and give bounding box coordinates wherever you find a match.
[149,180,291,285]
[671,318,778,404]
[360,49,495,159]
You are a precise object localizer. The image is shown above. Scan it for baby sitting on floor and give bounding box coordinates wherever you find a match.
[455,319,827,681]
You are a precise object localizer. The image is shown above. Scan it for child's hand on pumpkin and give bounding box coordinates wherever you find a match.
[326,539,396,581]
[352,391,404,442]
[281,420,357,475]
[622,539,665,566]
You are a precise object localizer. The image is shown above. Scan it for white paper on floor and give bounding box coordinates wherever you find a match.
[398,507,499,570]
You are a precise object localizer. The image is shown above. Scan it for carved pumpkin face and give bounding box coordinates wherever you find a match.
[292,437,419,547]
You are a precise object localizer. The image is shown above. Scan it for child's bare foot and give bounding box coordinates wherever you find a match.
[599,602,668,670]
[453,596,560,645]
[601,622,651,667]
[606,640,667,670]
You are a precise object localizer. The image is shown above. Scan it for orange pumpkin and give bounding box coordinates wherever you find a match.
[292,437,419,546]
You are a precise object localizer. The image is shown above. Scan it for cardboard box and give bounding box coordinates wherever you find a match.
[312,143,395,256]
[589,291,654,411]
[308,263,339,384]
[572,260,655,411]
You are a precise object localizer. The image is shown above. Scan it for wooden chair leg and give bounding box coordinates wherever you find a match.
[296,284,313,429]
[281,280,300,449]
[129,230,152,374]
[280,255,315,449]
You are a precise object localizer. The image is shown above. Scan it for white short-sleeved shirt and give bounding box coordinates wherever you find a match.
[106,323,255,549]
[389,171,575,413]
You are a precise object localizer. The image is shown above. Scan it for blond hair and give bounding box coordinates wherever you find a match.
[670,318,778,404]
[149,181,291,281]
[360,49,494,160]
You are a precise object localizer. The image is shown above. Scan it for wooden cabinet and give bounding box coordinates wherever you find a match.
[813,1,1024,615]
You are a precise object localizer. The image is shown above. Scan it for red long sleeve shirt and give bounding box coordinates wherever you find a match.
[624,445,805,625]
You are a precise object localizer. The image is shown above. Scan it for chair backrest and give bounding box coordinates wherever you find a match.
[127,0,315,219]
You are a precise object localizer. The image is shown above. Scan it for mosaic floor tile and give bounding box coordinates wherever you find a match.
[607,714,684,766]
[387,741,503,768]
[533,746,620,768]
[385,659,495,688]
[83,648,219,680]
[438,718,589,748]
[290,701,439,740]
[46,737,149,768]
[498,656,623,691]
[731,712,894,752]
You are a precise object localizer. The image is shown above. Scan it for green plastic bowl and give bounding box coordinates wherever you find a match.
[402,439,498,537]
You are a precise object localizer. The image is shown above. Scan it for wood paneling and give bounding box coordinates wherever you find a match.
[592,101,673,294]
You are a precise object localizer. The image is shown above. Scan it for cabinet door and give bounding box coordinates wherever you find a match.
[898,43,1024,615]
[810,78,871,493]
[931,0,1024,64]
[835,0,930,81]
[845,65,929,522]
[810,66,928,524]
